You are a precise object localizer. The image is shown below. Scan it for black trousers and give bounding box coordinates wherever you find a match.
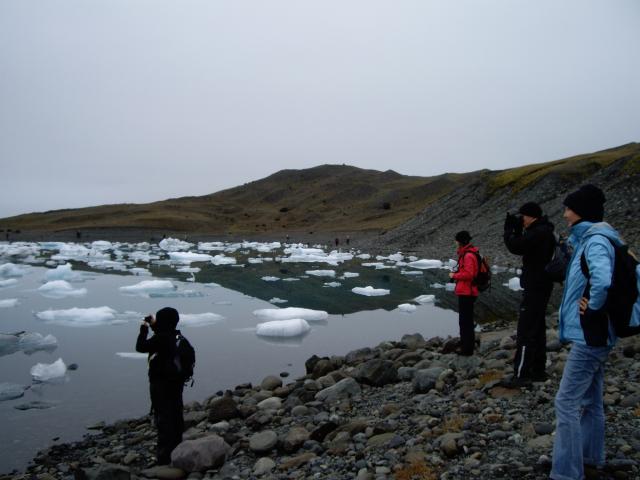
[513,285,553,379]
[150,380,184,465]
[458,295,476,355]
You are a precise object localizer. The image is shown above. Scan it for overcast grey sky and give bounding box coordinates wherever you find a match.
[1,1,639,218]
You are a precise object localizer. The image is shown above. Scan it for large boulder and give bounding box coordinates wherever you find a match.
[260,375,283,391]
[344,347,375,365]
[171,434,231,472]
[315,377,361,403]
[207,396,239,423]
[351,359,398,387]
[412,367,446,393]
[400,333,426,350]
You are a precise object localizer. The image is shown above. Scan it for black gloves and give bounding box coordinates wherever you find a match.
[580,307,609,347]
[140,323,149,335]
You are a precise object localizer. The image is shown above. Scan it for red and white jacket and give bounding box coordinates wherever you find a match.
[452,244,479,297]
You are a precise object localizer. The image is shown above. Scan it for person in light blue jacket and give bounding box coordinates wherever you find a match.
[551,184,622,480]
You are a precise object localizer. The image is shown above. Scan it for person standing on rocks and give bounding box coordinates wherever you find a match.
[550,185,621,480]
[449,230,479,356]
[136,307,186,465]
[503,202,556,386]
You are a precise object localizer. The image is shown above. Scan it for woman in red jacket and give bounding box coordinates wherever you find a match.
[449,231,479,356]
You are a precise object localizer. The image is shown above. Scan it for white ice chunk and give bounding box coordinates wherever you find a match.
[407,259,444,270]
[36,306,118,327]
[119,280,176,296]
[130,267,152,276]
[401,270,423,276]
[212,255,237,265]
[0,279,18,288]
[176,266,200,273]
[31,358,67,382]
[0,383,29,401]
[282,278,300,282]
[352,286,390,296]
[253,307,329,322]
[116,352,148,359]
[323,282,342,288]
[414,294,435,304]
[505,277,523,291]
[149,290,204,298]
[269,297,288,304]
[0,298,18,308]
[44,263,82,282]
[445,283,456,291]
[169,252,213,264]
[431,283,446,289]
[341,272,359,278]
[180,312,224,327]
[357,254,371,260]
[198,241,227,251]
[18,333,58,354]
[361,262,386,269]
[91,241,113,250]
[248,258,264,264]
[397,303,417,313]
[87,259,128,271]
[0,263,28,277]
[159,237,193,251]
[261,276,280,282]
[256,318,311,337]
[38,280,87,298]
[305,270,336,278]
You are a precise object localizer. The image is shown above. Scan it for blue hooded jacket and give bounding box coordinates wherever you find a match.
[558,221,623,346]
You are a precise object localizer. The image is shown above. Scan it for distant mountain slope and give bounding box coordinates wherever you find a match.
[1,143,638,256]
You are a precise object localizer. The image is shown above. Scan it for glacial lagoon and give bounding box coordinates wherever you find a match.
[0,240,524,473]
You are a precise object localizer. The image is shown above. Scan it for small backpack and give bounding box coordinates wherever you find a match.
[469,251,491,292]
[544,233,571,283]
[173,334,196,386]
[580,237,640,338]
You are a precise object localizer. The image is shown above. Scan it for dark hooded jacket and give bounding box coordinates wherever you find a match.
[136,313,183,383]
[504,216,556,290]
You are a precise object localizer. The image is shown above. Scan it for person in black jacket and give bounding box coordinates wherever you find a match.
[503,202,556,387]
[136,307,185,465]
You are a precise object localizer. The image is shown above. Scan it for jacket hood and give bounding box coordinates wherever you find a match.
[457,244,478,256]
[528,216,554,232]
[571,221,622,247]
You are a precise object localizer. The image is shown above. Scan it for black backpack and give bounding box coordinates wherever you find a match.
[580,237,640,338]
[172,334,196,386]
[545,233,571,283]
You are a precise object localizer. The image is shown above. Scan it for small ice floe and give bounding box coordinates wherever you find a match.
[414,294,435,304]
[243,241,281,253]
[281,247,351,265]
[87,259,129,271]
[305,270,336,278]
[492,265,509,274]
[323,282,342,288]
[505,277,523,291]
[130,267,151,276]
[159,237,193,252]
[401,270,423,276]
[0,383,29,401]
[0,263,28,277]
[115,352,148,359]
[198,241,226,251]
[0,279,18,288]
[445,283,456,291]
[30,358,67,382]
[119,280,176,296]
[180,313,224,327]
[248,258,264,264]
[18,332,58,354]
[253,307,329,322]
[356,254,371,260]
[282,278,300,282]
[361,262,387,269]
[341,272,359,278]
[256,318,311,337]
[36,306,118,327]
[269,297,288,304]
[407,259,444,270]
[169,252,213,264]
[38,280,87,299]
[262,276,280,282]
[176,266,201,273]
[0,298,18,308]
[212,255,237,266]
[0,333,20,357]
[91,241,113,251]
[149,290,204,298]
[44,263,82,282]
[431,283,446,289]
[397,304,417,313]
[203,282,220,288]
[352,286,390,296]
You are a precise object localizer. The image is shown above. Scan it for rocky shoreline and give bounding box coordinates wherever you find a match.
[5,316,640,480]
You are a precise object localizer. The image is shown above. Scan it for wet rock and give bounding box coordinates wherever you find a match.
[253,457,276,475]
[207,396,239,423]
[260,375,282,391]
[139,465,185,479]
[351,359,398,387]
[76,463,131,480]
[282,426,310,453]
[315,377,361,403]
[249,430,278,454]
[171,434,231,472]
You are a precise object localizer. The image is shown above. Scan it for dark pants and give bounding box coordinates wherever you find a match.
[458,295,476,355]
[513,285,553,379]
[150,380,184,465]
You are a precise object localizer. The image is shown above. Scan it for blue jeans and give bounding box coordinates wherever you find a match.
[551,343,611,480]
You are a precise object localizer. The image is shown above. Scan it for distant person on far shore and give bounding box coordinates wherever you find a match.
[449,231,479,356]
[136,307,192,465]
[334,237,339,247]
[503,202,556,387]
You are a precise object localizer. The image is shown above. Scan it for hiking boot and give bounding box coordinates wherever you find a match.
[531,372,549,382]
[499,376,533,389]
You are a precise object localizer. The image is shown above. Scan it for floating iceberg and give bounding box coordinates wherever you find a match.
[44,263,82,282]
[352,286,390,296]
[305,270,336,278]
[261,276,280,282]
[0,279,18,288]
[0,333,20,357]
[36,306,118,327]
[401,270,423,276]
[0,383,29,401]
[281,247,351,265]
[445,283,456,291]
[119,280,176,296]
[431,283,446,289]
[269,297,288,304]
[31,358,67,382]
[176,266,200,273]
[212,255,237,265]
[414,294,435,304]
[253,307,329,322]
[149,289,204,298]
[87,259,128,271]
[38,280,87,298]
[18,333,58,354]
[0,298,18,308]
[407,259,444,270]
[256,318,311,337]
[169,252,213,264]
[198,241,226,251]
[248,258,264,264]
[323,282,341,288]
[159,237,193,251]
[361,262,387,269]
[180,312,224,327]
[397,304,417,313]
[341,272,359,278]
[115,352,148,359]
[130,267,151,276]
[505,277,523,291]
[0,263,28,277]
[91,241,113,251]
